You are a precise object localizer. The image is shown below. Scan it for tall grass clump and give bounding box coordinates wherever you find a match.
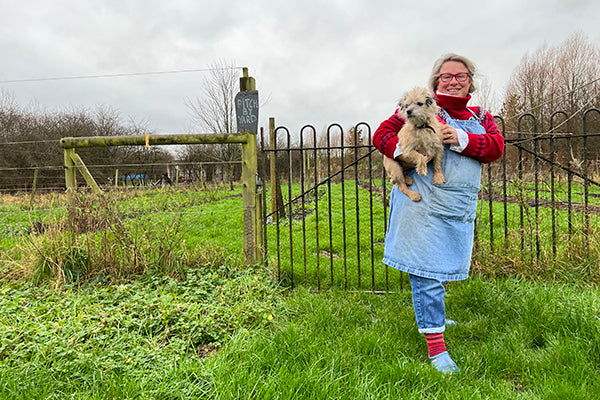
[4,186,245,286]
[23,228,89,285]
[473,217,600,283]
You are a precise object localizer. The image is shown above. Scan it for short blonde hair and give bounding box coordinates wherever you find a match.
[429,53,477,94]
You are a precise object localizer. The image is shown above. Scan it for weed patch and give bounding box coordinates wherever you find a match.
[0,260,282,398]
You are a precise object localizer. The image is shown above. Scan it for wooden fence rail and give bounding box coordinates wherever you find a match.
[60,133,263,264]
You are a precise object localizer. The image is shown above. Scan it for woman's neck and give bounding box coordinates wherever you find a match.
[435,92,471,111]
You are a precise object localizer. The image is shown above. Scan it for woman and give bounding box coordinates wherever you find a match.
[373,53,504,373]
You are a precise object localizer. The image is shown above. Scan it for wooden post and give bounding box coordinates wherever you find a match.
[115,169,119,188]
[241,133,262,263]
[240,67,256,92]
[64,148,76,206]
[238,68,263,263]
[29,169,38,209]
[71,152,102,194]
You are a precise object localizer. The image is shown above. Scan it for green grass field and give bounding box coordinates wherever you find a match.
[1,185,599,399]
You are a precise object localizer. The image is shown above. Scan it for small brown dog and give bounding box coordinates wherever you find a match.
[383,87,445,201]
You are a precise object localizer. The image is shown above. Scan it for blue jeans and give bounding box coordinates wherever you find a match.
[409,274,446,334]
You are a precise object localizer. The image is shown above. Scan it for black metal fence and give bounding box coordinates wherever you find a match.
[261,112,600,291]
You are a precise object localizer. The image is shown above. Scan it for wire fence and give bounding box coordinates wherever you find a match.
[0,159,246,194]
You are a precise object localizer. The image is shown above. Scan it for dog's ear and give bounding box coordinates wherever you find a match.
[425,96,434,106]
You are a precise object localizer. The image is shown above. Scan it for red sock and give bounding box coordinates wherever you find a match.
[425,333,447,358]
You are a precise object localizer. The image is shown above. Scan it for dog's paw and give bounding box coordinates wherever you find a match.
[416,164,427,176]
[433,173,445,185]
[400,187,421,201]
[407,191,421,202]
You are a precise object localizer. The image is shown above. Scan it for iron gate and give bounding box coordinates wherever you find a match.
[261,112,600,291]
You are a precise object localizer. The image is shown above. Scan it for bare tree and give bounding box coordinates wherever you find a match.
[185,61,238,134]
[501,32,600,167]
[0,94,171,191]
[471,75,500,115]
[502,32,600,132]
[555,33,600,115]
[182,61,241,185]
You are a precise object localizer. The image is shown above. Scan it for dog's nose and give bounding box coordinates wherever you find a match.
[406,109,412,116]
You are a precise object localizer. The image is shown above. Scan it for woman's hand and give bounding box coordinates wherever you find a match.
[441,125,459,146]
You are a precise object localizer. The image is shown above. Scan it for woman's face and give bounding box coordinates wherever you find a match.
[437,61,471,97]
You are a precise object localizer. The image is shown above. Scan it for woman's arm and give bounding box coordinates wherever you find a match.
[374,108,503,164]
[460,111,504,164]
[372,111,404,159]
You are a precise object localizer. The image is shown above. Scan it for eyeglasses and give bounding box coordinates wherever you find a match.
[438,73,470,83]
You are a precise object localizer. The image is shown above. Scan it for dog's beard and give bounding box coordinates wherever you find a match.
[405,111,433,127]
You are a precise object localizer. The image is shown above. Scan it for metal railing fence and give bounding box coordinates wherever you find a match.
[262,113,600,291]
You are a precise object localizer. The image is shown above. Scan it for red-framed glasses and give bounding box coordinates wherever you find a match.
[438,73,470,83]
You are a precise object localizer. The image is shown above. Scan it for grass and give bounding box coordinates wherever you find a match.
[0,259,282,399]
[202,278,600,399]
[2,275,598,399]
[0,186,246,282]
[1,185,599,398]
[269,179,600,289]
[266,181,390,291]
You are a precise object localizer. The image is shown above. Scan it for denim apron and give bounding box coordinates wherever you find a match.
[383,109,485,281]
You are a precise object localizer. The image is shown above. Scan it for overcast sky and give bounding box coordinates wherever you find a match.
[1,0,599,139]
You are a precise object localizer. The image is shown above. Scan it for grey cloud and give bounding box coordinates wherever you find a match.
[0,0,599,135]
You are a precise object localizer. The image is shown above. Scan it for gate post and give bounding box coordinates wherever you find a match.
[241,133,263,263]
[238,68,263,263]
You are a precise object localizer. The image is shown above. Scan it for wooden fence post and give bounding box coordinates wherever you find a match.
[71,152,102,194]
[241,133,263,263]
[238,68,263,263]
[64,148,76,206]
[29,169,38,209]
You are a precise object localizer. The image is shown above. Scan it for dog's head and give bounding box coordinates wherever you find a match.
[397,87,439,126]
